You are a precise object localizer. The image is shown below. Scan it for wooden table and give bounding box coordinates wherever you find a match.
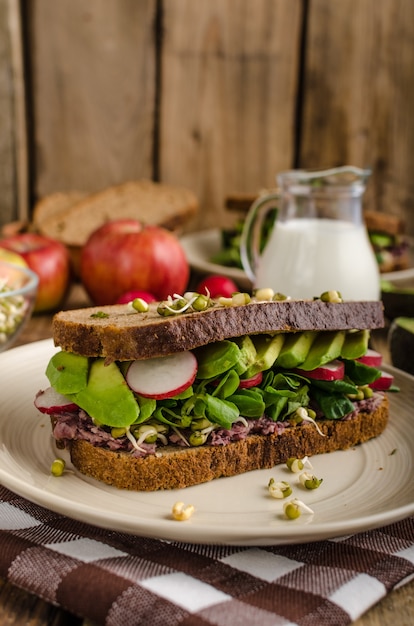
[2,283,413,626]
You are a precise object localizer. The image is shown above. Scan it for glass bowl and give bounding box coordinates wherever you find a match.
[0,261,38,352]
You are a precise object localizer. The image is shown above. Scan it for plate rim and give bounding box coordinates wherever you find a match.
[0,338,413,545]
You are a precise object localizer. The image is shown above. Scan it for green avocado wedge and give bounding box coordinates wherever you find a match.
[298,331,345,371]
[72,359,139,427]
[245,334,285,377]
[46,351,89,395]
[340,329,369,360]
[275,331,318,369]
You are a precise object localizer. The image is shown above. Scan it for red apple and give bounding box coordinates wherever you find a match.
[0,233,71,312]
[80,219,190,305]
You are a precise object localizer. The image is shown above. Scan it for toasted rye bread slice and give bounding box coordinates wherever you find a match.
[38,180,199,247]
[52,299,385,361]
[65,396,388,491]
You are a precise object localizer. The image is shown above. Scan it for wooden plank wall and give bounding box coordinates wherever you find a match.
[1,0,414,235]
[0,0,18,226]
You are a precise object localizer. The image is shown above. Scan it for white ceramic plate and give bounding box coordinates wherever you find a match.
[180,229,251,290]
[180,229,414,290]
[1,339,413,546]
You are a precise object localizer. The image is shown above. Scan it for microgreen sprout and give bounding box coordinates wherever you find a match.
[172,501,195,521]
[283,498,314,520]
[286,456,313,473]
[124,427,150,453]
[299,471,323,490]
[157,292,214,316]
[254,287,274,301]
[268,478,292,499]
[131,298,149,313]
[320,290,343,303]
[218,292,251,307]
[50,458,66,477]
[292,407,325,437]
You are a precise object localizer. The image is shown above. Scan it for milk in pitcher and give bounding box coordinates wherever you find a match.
[255,217,380,301]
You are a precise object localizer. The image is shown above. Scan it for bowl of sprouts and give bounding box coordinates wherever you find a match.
[0,260,38,352]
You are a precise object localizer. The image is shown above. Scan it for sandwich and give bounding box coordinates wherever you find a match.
[34,290,392,491]
[364,210,409,273]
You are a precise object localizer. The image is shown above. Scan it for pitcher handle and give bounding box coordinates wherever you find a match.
[240,192,280,284]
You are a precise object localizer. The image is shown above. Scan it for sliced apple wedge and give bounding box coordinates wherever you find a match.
[126,351,198,399]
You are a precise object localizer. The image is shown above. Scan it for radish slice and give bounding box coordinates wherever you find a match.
[357,349,383,367]
[294,359,345,381]
[126,351,198,399]
[369,371,394,390]
[239,371,263,389]
[34,387,78,414]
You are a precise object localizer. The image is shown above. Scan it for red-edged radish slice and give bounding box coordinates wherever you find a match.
[369,371,394,390]
[239,371,263,389]
[34,387,78,414]
[294,359,345,381]
[357,349,383,367]
[126,351,197,399]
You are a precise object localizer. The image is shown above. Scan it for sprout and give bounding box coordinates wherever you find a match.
[292,407,326,437]
[268,478,292,499]
[132,298,149,313]
[286,456,313,473]
[50,458,66,477]
[254,288,274,301]
[172,501,195,521]
[320,290,343,303]
[188,431,208,446]
[283,498,314,520]
[299,471,323,490]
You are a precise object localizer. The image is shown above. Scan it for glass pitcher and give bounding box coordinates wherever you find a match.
[240,166,380,301]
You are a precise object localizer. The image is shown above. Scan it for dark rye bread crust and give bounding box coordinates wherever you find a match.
[66,396,389,491]
[53,299,384,361]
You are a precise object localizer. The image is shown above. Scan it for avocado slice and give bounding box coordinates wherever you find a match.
[298,331,345,371]
[245,334,285,377]
[340,329,370,360]
[195,340,242,379]
[275,331,318,369]
[46,351,89,395]
[232,335,257,374]
[73,359,139,427]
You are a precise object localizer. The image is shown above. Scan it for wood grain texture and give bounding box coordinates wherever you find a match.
[0,0,17,228]
[160,0,302,229]
[299,0,414,235]
[28,0,157,198]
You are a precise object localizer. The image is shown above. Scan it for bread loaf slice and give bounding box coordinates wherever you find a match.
[52,299,385,361]
[38,180,199,247]
[33,191,88,231]
[65,396,389,491]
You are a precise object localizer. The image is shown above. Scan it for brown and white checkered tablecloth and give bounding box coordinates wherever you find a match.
[0,486,413,625]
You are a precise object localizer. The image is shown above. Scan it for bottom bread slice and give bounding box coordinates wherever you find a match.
[65,396,389,491]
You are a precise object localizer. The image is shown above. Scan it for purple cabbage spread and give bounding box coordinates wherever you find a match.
[51,391,385,458]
